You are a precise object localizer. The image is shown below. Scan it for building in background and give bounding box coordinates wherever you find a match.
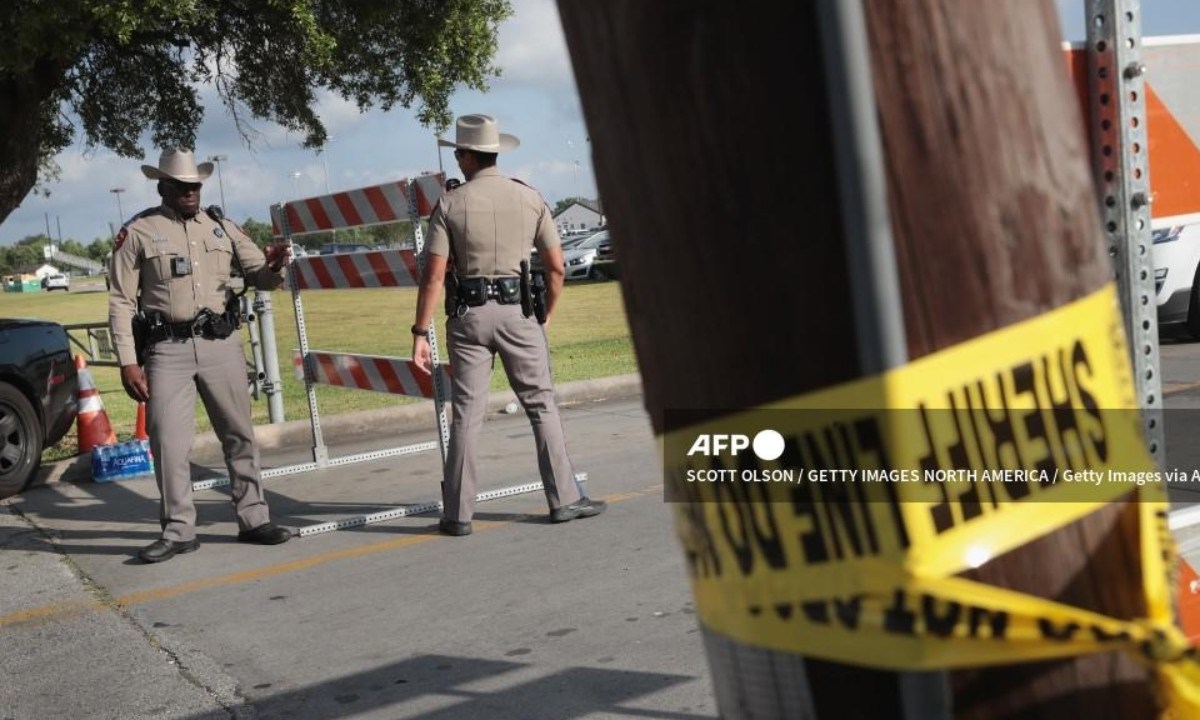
[553,199,605,234]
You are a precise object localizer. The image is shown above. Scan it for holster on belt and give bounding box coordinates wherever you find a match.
[452,277,522,314]
[132,311,164,366]
[530,272,547,324]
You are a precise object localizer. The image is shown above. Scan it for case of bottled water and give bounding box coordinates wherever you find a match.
[92,439,154,483]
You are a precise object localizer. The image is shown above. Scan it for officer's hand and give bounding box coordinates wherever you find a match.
[120,364,150,403]
[265,243,291,272]
[413,336,432,375]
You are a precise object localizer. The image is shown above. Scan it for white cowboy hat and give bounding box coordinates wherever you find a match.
[140,149,213,182]
[437,114,520,153]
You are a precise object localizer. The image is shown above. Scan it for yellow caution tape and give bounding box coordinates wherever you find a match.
[662,284,1199,716]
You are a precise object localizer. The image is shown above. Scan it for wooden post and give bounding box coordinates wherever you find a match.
[557,0,1158,716]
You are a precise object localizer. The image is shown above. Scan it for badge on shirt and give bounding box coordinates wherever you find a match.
[213,227,225,238]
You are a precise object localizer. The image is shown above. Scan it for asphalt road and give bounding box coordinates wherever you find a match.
[1,397,716,720]
[7,333,1200,720]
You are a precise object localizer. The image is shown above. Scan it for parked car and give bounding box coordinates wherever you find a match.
[1154,224,1200,337]
[531,231,613,280]
[319,243,372,255]
[591,235,618,279]
[0,319,79,499]
[41,273,69,292]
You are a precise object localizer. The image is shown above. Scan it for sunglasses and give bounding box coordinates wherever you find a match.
[164,180,203,194]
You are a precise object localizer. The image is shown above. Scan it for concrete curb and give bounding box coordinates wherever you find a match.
[30,373,644,490]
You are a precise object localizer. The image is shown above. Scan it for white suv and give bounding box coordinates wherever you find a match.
[1153,224,1200,336]
[41,273,69,292]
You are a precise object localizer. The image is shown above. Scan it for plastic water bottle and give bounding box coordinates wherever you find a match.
[116,442,131,479]
[132,439,153,476]
[92,444,114,482]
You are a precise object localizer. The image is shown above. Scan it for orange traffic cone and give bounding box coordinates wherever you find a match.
[134,402,149,441]
[75,355,116,453]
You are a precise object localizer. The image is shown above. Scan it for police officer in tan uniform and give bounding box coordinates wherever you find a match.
[413,114,606,536]
[109,149,293,563]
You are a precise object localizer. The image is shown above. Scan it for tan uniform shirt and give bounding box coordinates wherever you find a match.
[108,205,284,366]
[426,166,561,277]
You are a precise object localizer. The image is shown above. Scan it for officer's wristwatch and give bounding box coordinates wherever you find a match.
[411,324,430,337]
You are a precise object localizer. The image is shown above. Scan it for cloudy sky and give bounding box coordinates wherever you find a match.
[2,0,1198,246]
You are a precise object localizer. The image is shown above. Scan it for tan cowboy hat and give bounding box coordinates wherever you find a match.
[437,114,520,153]
[140,149,213,182]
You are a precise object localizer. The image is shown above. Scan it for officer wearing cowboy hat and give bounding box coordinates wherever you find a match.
[109,148,293,563]
[412,114,606,536]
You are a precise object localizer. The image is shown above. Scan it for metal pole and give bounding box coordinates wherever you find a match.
[319,142,336,239]
[110,187,126,228]
[408,179,451,462]
[1085,0,1163,463]
[256,290,286,423]
[243,295,266,401]
[208,155,229,212]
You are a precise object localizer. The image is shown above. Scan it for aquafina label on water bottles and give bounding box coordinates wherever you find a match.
[92,440,154,483]
[121,439,153,478]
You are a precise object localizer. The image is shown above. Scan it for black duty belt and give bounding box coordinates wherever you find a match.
[454,276,522,307]
[150,310,239,342]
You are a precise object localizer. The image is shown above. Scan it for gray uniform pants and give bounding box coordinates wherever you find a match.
[443,301,582,521]
[146,334,270,541]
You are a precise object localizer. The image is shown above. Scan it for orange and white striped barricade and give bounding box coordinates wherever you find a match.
[195,175,448,508]
[291,351,450,400]
[196,173,571,537]
[1065,35,1200,228]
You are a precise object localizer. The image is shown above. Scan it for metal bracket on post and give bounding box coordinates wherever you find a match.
[1086,0,1164,464]
[276,202,328,466]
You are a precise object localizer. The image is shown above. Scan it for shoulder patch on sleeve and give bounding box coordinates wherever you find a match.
[114,227,129,251]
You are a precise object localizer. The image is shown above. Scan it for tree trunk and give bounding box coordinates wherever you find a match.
[557,0,1155,717]
[0,67,62,226]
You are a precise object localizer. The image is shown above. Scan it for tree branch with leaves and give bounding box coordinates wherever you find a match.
[0,0,512,225]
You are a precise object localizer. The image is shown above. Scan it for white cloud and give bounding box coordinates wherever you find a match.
[495,0,575,88]
[315,90,368,137]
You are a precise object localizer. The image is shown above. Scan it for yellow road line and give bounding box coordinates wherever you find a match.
[0,600,104,627]
[1,485,662,628]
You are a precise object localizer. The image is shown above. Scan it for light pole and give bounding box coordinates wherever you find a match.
[318,138,336,238]
[109,187,126,231]
[567,140,579,200]
[318,136,334,195]
[208,154,228,211]
[289,171,303,199]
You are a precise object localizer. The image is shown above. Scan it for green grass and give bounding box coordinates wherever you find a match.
[0,277,636,460]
